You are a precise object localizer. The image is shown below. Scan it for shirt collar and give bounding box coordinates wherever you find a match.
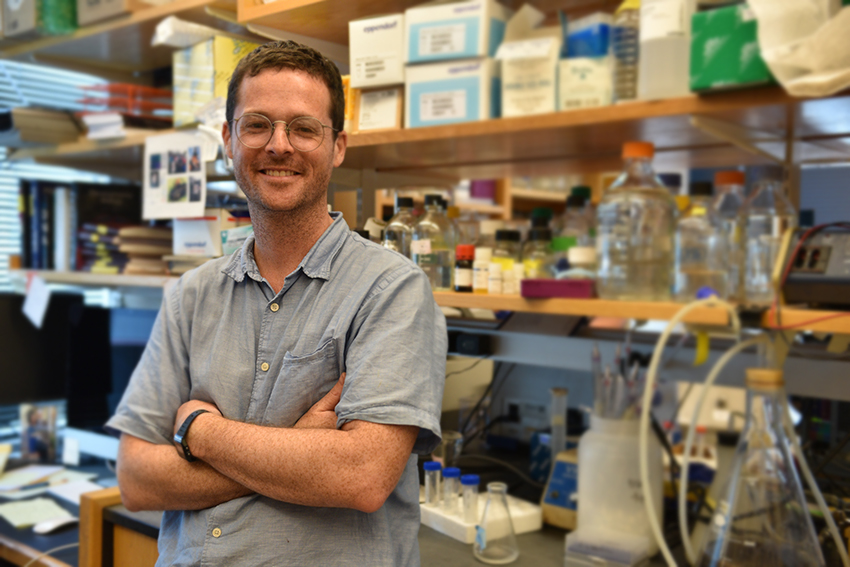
[222,212,348,283]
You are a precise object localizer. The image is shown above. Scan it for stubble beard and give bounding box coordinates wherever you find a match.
[232,154,332,218]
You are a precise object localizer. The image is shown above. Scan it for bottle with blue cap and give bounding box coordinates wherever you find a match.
[423,461,442,507]
[461,474,480,523]
[442,467,461,514]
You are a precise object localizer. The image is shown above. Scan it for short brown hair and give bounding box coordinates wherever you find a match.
[225,40,344,137]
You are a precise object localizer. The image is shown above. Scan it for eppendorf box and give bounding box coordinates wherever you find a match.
[349,13,405,88]
[405,58,500,128]
[173,208,250,257]
[404,0,511,64]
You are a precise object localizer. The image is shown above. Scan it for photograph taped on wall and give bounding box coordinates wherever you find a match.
[20,403,59,464]
[143,131,207,219]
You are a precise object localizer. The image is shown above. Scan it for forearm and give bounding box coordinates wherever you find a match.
[117,433,253,512]
[189,414,416,513]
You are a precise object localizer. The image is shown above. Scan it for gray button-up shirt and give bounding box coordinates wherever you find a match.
[107,213,447,567]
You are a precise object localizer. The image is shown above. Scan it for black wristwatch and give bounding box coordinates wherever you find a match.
[173,409,210,462]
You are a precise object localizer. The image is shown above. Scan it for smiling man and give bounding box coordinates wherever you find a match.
[106,41,447,567]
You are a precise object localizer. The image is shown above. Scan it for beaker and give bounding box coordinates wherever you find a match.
[473,482,519,564]
[434,430,463,468]
[695,368,826,567]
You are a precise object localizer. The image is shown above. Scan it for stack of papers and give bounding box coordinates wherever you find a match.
[79,112,125,140]
[0,466,98,500]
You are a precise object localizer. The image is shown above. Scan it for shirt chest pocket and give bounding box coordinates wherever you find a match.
[261,340,340,427]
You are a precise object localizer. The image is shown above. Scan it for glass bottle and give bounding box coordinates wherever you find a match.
[454,244,474,292]
[713,170,747,302]
[442,466,461,515]
[570,185,596,239]
[674,181,728,302]
[383,196,417,258]
[521,228,553,279]
[473,482,520,564]
[612,0,640,102]
[695,368,826,567]
[381,231,401,253]
[742,177,797,305]
[493,230,522,295]
[446,205,461,250]
[477,220,505,250]
[596,141,676,300]
[413,194,454,291]
[423,461,442,507]
[557,195,592,248]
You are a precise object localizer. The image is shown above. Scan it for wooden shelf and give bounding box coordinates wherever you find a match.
[0,0,256,79]
[509,188,570,204]
[11,270,176,289]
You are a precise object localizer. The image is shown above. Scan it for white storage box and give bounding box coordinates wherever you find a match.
[349,14,405,88]
[420,493,542,544]
[405,58,500,128]
[404,0,511,64]
[173,208,249,257]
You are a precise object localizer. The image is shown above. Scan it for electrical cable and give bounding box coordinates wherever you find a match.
[444,354,493,380]
[641,296,742,567]
[22,542,79,567]
[812,430,850,476]
[453,454,545,489]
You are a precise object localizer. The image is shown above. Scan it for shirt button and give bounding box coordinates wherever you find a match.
[270,303,279,312]
[212,527,222,538]
[261,362,270,372]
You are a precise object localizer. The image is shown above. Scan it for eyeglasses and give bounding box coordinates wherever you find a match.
[233,113,336,152]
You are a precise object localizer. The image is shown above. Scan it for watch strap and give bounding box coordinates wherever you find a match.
[173,409,210,462]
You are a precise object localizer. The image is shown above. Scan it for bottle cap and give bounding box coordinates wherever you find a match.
[474,247,492,262]
[689,181,713,197]
[423,461,442,471]
[528,228,552,241]
[443,467,461,478]
[488,262,502,274]
[570,186,592,200]
[531,207,553,220]
[714,170,745,186]
[395,196,414,209]
[424,194,442,206]
[567,246,596,265]
[551,236,573,252]
[745,368,784,389]
[461,474,480,486]
[622,141,654,159]
[495,229,521,242]
[658,173,682,190]
[447,206,460,219]
[479,219,505,236]
[696,425,707,434]
[455,244,475,260]
[565,194,586,208]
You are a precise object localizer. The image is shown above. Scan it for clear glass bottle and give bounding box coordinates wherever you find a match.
[596,141,676,300]
[383,196,417,258]
[674,181,728,302]
[381,231,401,253]
[521,228,554,279]
[557,195,592,248]
[713,170,747,302]
[477,220,505,250]
[637,0,694,101]
[492,229,522,273]
[462,474,480,524]
[612,0,641,102]
[423,461,442,507]
[446,205,461,250]
[473,482,520,564]
[413,194,455,291]
[695,369,826,567]
[570,185,596,239]
[742,177,797,305]
[560,246,597,279]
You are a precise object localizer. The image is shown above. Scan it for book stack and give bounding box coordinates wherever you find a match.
[118,226,173,275]
[0,107,82,147]
[77,224,129,274]
[78,112,125,140]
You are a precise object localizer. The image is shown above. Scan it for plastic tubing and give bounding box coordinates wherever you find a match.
[640,297,741,567]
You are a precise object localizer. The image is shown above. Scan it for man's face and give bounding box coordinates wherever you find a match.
[222,68,347,214]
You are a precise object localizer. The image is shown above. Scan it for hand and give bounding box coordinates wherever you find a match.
[173,400,222,440]
[293,373,345,430]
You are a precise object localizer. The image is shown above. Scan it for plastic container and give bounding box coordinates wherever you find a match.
[412,194,455,291]
[455,244,475,292]
[521,228,554,279]
[461,474,480,524]
[473,247,492,294]
[596,141,676,300]
[424,461,442,507]
[612,0,640,102]
[473,482,520,564]
[742,176,797,304]
[383,196,417,258]
[488,262,503,294]
[575,415,663,555]
[674,181,728,301]
[712,170,747,302]
[637,0,694,100]
[695,369,826,567]
[442,467,461,515]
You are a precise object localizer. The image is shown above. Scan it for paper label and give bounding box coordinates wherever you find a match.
[496,37,556,60]
[420,90,467,122]
[353,55,399,84]
[475,526,487,550]
[22,275,50,329]
[455,267,473,287]
[640,0,687,42]
[411,239,432,255]
[419,24,466,57]
[358,88,399,131]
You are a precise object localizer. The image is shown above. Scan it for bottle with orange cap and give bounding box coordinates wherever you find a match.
[695,368,826,567]
[596,140,676,301]
[712,170,747,302]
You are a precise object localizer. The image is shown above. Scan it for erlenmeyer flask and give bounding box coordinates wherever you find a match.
[695,368,826,567]
[473,482,519,564]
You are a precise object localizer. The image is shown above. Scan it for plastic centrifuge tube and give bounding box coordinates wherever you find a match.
[423,461,442,507]
[461,474,480,523]
[442,467,461,514]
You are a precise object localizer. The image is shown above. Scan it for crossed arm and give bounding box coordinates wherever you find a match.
[117,374,419,514]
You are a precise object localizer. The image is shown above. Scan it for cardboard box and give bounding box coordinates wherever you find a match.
[558,56,613,110]
[690,4,775,92]
[404,0,511,64]
[405,58,500,128]
[566,12,611,57]
[496,4,563,117]
[173,36,260,127]
[349,13,405,88]
[3,0,35,37]
[173,208,250,257]
[355,86,404,132]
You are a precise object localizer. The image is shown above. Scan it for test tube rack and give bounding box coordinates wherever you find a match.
[420,493,543,544]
